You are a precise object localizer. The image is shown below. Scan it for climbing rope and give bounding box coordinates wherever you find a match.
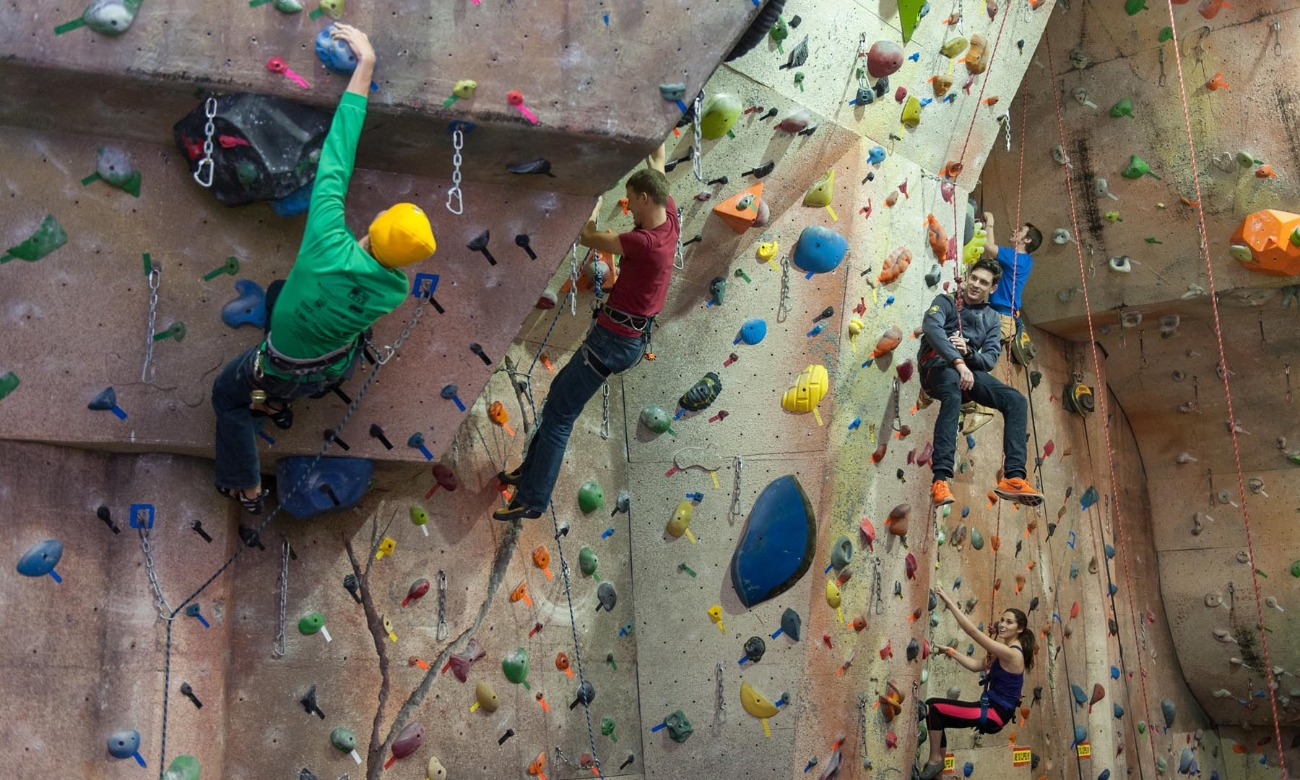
[141,292,432,777]
[1163,12,1288,776]
[1044,35,1160,775]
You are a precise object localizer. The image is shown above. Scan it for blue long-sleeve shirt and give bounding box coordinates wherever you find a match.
[917,294,1002,371]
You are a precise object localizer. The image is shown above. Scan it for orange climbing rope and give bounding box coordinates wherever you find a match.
[1043,35,1160,774]
[1163,10,1288,776]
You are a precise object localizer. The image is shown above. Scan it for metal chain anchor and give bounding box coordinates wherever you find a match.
[138,527,174,620]
[142,262,161,383]
[728,456,744,523]
[777,255,792,322]
[445,128,464,215]
[193,96,217,188]
[673,205,685,270]
[273,537,289,657]
[691,92,704,183]
[600,382,610,440]
[714,660,727,724]
[568,245,581,316]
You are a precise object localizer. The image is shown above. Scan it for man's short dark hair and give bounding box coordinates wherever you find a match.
[627,169,670,206]
[1023,223,1042,254]
[970,258,1003,284]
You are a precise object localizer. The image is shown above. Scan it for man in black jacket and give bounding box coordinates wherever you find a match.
[919,259,1043,508]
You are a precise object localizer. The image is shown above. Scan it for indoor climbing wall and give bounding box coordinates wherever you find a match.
[977,0,1300,775]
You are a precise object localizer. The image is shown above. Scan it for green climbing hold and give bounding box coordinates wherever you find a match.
[640,405,676,435]
[1,214,68,264]
[664,709,693,743]
[1155,756,1167,773]
[0,372,19,401]
[56,0,145,37]
[579,546,599,578]
[699,94,743,140]
[769,15,788,45]
[1122,155,1161,180]
[601,716,617,742]
[1289,227,1300,247]
[1137,720,1147,734]
[898,0,927,44]
[236,160,259,188]
[1228,245,1253,263]
[409,505,429,526]
[330,727,356,752]
[578,480,604,513]
[502,647,530,688]
[1288,452,1300,465]
[970,528,985,550]
[274,0,304,11]
[1125,0,1147,14]
[1237,150,1263,168]
[92,146,142,196]
[1109,98,1133,118]
[162,755,201,780]
[298,612,325,635]
[1290,561,1300,577]
[1158,27,1173,42]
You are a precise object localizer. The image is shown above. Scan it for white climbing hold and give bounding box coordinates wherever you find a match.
[1175,452,1197,464]
[1264,596,1284,612]
[1213,628,1236,643]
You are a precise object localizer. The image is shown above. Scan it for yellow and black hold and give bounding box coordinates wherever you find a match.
[679,372,722,412]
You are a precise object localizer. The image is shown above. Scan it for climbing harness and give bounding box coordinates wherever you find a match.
[192,96,217,189]
[446,127,465,215]
[273,537,289,657]
[257,331,368,380]
[690,93,704,183]
[597,303,654,334]
[141,261,161,383]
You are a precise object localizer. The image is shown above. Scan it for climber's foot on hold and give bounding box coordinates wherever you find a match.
[930,479,955,508]
[495,467,523,487]
[493,500,542,522]
[993,476,1044,507]
[217,484,270,514]
[919,761,945,780]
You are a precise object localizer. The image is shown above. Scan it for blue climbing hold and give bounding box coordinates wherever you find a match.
[107,729,141,759]
[276,456,374,519]
[1080,485,1099,510]
[1113,703,1125,719]
[1178,747,1193,774]
[962,762,973,777]
[272,180,314,217]
[730,475,817,608]
[1108,582,1118,595]
[16,539,63,578]
[867,146,887,165]
[961,506,969,518]
[736,318,767,346]
[1072,725,1088,746]
[1072,683,1087,707]
[965,433,976,450]
[1161,697,1176,729]
[1104,543,1115,559]
[1069,562,1079,579]
[1110,665,1120,680]
[222,279,267,329]
[1099,771,1111,780]
[791,225,848,275]
[315,24,361,75]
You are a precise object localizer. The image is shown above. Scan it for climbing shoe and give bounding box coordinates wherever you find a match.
[994,477,1044,507]
[217,485,270,515]
[250,399,294,430]
[495,468,523,487]
[930,480,955,508]
[919,761,945,780]
[493,500,542,522]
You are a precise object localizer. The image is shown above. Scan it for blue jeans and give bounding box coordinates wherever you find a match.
[513,323,647,511]
[921,360,1028,483]
[211,280,358,490]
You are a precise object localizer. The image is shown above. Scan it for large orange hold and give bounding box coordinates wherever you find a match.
[712,182,765,234]
[878,246,913,284]
[1230,210,1300,277]
[925,214,949,261]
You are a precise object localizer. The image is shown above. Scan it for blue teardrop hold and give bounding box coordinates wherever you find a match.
[315,24,360,75]
[222,279,267,329]
[17,539,63,577]
[88,386,117,411]
[276,456,373,519]
[738,318,767,345]
[107,728,141,759]
[730,474,817,608]
[791,225,848,275]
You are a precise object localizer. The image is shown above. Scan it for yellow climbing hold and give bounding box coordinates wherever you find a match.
[941,37,969,58]
[803,169,836,207]
[826,579,841,609]
[848,318,863,353]
[707,604,726,633]
[962,221,988,267]
[452,79,478,100]
[666,500,696,543]
[740,680,780,737]
[757,241,779,261]
[474,681,500,713]
[781,364,829,414]
[901,96,922,128]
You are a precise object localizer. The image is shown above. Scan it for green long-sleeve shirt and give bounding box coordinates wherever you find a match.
[264,91,408,379]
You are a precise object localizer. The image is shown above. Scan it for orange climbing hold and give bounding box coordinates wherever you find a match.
[870,325,904,358]
[878,246,913,284]
[1198,0,1232,20]
[560,251,619,294]
[1231,210,1300,276]
[1255,164,1278,179]
[1205,72,1230,91]
[712,182,765,234]
[925,214,949,261]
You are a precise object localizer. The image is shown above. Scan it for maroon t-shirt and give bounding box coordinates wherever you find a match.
[597,196,679,338]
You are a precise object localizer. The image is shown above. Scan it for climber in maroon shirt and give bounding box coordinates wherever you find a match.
[493,144,678,521]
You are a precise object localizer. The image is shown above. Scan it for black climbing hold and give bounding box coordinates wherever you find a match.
[570,681,596,709]
[470,342,493,366]
[468,230,497,266]
[924,264,942,287]
[369,423,394,450]
[506,159,555,177]
[742,161,776,178]
[743,636,766,663]
[191,520,213,543]
[498,729,515,745]
[779,36,809,70]
[96,506,121,534]
[301,685,325,719]
[679,372,722,412]
[855,86,874,105]
[343,574,362,604]
[873,76,890,98]
[238,524,266,551]
[515,234,537,260]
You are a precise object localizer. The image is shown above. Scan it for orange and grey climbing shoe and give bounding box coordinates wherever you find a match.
[930,480,955,508]
[994,477,1044,507]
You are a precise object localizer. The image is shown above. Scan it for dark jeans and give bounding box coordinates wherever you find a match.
[921,359,1028,482]
[513,323,647,512]
[211,279,357,490]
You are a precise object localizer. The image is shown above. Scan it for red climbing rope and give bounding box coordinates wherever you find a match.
[1163,9,1288,776]
[1044,35,1160,774]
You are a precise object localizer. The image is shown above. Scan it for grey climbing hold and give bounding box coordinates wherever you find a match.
[596,582,617,611]
[781,607,802,641]
[830,536,854,570]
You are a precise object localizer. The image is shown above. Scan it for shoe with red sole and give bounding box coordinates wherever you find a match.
[930,480,955,508]
[994,477,1044,507]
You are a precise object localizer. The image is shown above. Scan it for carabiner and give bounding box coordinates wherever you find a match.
[193,158,214,188]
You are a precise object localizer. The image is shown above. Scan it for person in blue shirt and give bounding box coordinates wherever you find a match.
[981,212,1041,344]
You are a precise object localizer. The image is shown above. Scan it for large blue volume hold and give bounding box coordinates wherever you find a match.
[315,24,359,75]
[16,539,63,577]
[791,225,848,274]
[276,456,373,519]
[222,279,267,329]
[729,475,817,608]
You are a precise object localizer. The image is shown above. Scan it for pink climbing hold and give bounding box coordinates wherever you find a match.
[896,359,914,383]
[867,40,905,79]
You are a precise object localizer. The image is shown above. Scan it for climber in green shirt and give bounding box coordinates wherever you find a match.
[211,23,438,513]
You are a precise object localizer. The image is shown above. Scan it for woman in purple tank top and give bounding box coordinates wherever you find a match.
[916,588,1036,780]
